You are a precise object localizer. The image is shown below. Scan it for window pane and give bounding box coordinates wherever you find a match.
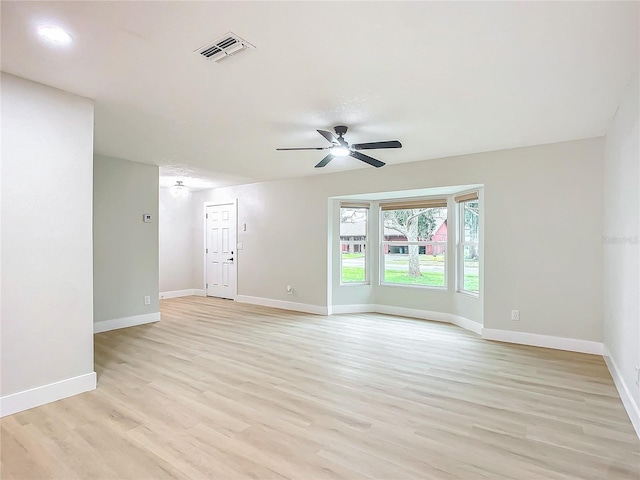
[463,201,479,242]
[383,207,447,242]
[463,245,479,293]
[381,206,447,287]
[341,244,366,283]
[340,207,367,283]
[383,243,446,287]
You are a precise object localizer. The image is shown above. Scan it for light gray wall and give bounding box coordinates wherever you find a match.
[603,73,639,414]
[93,155,159,323]
[1,74,95,396]
[192,137,604,342]
[159,187,198,293]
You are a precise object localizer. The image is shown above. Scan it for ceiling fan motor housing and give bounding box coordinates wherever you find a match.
[334,125,348,136]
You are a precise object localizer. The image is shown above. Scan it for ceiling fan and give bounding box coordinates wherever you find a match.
[276,125,402,168]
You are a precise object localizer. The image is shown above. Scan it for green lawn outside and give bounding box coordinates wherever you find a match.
[463,275,479,292]
[342,253,365,259]
[341,253,478,268]
[341,266,366,283]
[385,254,445,267]
[384,270,445,287]
[342,266,479,292]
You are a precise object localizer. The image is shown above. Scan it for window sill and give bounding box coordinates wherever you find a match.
[457,289,479,298]
[379,282,447,291]
[340,282,370,287]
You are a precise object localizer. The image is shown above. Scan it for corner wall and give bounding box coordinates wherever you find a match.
[603,72,640,436]
[93,155,159,332]
[0,74,96,416]
[159,187,199,296]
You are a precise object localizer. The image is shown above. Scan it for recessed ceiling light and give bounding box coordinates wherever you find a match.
[37,25,73,45]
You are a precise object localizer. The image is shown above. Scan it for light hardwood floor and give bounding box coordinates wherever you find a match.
[1,296,639,479]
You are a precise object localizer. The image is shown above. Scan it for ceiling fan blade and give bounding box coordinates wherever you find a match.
[317,129,339,144]
[352,140,402,150]
[350,150,385,168]
[276,147,328,151]
[315,154,334,168]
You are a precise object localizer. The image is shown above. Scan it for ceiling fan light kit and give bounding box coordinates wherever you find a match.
[276,125,402,169]
[330,146,350,157]
[170,180,189,197]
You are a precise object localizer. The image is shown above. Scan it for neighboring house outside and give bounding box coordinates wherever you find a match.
[340,221,366,253]
[340,219,447,255]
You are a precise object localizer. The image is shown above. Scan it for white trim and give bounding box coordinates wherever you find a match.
[236,295,328,315]
[0,372,96,417]
[160,289,205,299]
[193,289,206,297]
[482,328,603,355]
[603,346,640,439]
[331,304,375,314]
[94,312,160,334]
[374,304,483,335]
[448,313,484,335]
[374,304,449,322]
[378,282,447,291]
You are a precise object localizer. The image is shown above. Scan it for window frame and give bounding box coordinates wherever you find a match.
[339,204,370,286]
[379,203,448,290]
[457,196,480,296]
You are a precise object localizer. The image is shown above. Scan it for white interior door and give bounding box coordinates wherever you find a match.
[205,203,237,300]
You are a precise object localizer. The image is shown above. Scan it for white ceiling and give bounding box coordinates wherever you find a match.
[2,1,638,188]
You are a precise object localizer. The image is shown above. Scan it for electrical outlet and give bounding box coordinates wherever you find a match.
[286,285,293,295]
[511,310,520,321]
[144,295,151,306]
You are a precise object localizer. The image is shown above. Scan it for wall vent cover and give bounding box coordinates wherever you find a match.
[194,32,255,62]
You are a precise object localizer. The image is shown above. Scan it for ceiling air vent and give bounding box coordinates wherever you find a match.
[194,32,255,63]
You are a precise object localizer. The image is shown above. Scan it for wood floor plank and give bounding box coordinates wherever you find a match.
[1,296,638,479]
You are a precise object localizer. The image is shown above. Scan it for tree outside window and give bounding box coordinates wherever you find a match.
[382,206,447,287]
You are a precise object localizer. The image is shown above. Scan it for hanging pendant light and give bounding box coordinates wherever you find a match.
[170,180,189,198]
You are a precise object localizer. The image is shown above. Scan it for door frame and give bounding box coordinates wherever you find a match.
[203,199,238,299]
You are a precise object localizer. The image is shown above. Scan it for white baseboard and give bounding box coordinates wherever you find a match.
[332,305,605,352]
[94,312,160,334]
[375,304,450,323]
[193,289,206,297]
[160,289,205,299]
[0,372,96,417]
[236,295,328,315]
[331,304,375,315]
[449,314,484,335]
[482,328,603,355]
[603,346,640,439]
[373,304,484,335]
